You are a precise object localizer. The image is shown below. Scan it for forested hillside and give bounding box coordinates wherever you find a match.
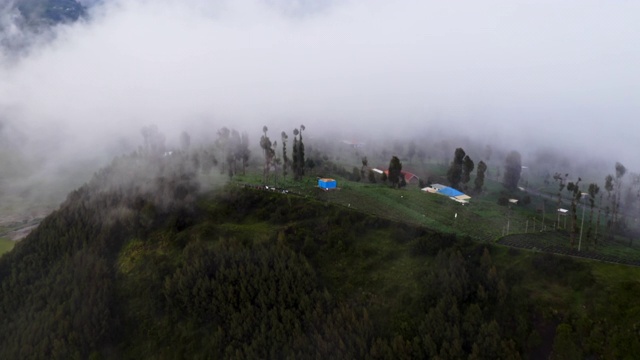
[0,152,639,359]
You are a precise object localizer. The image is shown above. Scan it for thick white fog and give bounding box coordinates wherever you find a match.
[1,0,639,187]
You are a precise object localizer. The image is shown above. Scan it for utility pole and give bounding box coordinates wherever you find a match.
[506,206,511,235]
[578,193,588,251]
[542,199,546,231]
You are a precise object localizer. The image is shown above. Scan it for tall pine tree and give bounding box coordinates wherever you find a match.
[474,161,487,193]
[388,156,403,189]
[298,125,306,179]
[281,131,289,181]
[447,148,465,190]
[292,129,299,180]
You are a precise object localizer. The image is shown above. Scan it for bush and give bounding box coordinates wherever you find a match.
[412,232,456,256]
[302,236,318,258]
[392,227,413,244]
[531,252,592,287]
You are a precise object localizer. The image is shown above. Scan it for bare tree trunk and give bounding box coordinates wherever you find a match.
[588,205,595,246]
[595,208,601,245]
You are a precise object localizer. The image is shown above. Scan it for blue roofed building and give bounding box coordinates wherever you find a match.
[318,178,337,190]
[422,184,471,204]
[437,186,465,198]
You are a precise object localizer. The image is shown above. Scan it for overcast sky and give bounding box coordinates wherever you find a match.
[1,0,639,170]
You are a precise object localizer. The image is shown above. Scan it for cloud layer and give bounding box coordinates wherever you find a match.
[1,0,639,171]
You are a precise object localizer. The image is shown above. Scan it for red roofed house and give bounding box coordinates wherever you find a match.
[375,168,419,183]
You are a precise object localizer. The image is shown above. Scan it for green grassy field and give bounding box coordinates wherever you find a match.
[313,176,558,242]
[235,173,510,240]
[0,238,15,256]
[231,167,640,268]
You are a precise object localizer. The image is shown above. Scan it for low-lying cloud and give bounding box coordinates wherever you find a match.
[1,0,639,189]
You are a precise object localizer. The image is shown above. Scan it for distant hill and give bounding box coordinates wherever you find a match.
[16,0,85,25]
[0,0,85,50]
[3,0,85,27]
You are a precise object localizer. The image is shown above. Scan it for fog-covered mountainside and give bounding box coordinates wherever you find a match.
[1,148,639,359]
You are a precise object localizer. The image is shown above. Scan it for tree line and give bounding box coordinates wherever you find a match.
[444,147,490,193]
[259,124,310,185]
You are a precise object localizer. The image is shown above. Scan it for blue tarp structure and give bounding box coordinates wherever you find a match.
[318,178,337,189]
[437,187,464,197]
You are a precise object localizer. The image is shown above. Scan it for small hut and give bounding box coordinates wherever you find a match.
[318,178,337,190]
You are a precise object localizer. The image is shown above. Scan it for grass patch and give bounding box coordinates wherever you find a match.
[0,238,15,256]
[315,180,510,241]
[215,221,275,243]
[590,261,640,285]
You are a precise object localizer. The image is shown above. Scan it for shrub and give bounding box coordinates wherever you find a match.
[412,232,456,256]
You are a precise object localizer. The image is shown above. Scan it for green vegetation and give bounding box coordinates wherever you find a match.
[0,238,14,255]
[1,148,639,358]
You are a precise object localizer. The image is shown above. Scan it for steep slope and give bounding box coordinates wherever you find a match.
[0,152,199,358]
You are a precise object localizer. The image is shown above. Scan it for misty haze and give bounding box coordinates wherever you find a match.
[1,0,639,359]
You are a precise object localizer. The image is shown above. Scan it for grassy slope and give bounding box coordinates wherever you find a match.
[237,174,507,240]
[235,168,640,262]
[0,238,14,255]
